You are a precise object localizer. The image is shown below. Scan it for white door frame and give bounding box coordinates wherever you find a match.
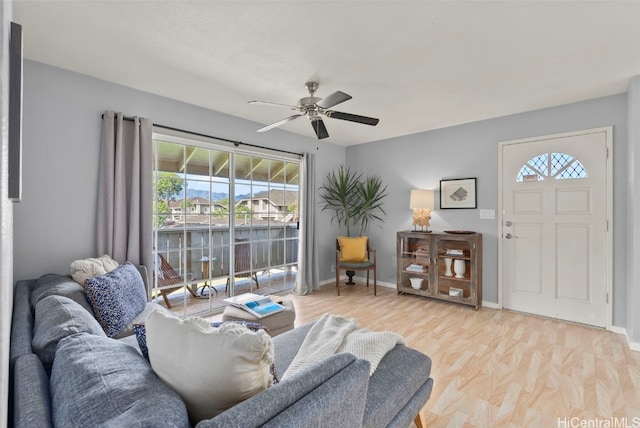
[497,127,613,329]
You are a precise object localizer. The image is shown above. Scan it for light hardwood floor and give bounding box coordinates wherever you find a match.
[279,282,640,427]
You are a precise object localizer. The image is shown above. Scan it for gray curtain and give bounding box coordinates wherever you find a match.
[294,152,319,295]
[97,111,153,282]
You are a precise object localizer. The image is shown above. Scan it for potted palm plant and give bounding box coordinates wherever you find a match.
[319,165,388,284]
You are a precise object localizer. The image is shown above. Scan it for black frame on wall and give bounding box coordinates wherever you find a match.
[440,177,477,209]
[9,21,22,202]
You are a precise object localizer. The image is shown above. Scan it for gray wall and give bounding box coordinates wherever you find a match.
[346,94,628,327]
[15,60,345,281]
[16,60,636,336]
[627,76,640,341]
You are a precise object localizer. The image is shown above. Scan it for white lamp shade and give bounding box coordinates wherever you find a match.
[409,189,435,210]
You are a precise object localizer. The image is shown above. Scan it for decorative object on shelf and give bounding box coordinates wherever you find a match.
[449,287,463,297]
[409,189,435,232]
[444,257,453,277]
[440,178,477,209]
[444,230,476,235]
[409,277,423,290]
[453,259,466,278]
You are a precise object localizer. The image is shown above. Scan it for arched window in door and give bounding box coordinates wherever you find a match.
[516,152,587,182]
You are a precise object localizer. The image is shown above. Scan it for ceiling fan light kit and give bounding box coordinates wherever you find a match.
[249,82,379,139]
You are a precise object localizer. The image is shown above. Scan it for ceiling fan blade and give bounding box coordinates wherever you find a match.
[325,110,379,126]
[316,91,352,109]
[311,118,329,139]
[257,114,303,132]
[249,100,298,110]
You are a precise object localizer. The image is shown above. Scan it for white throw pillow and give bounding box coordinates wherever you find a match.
[70,254,119,285]
[145,310,274,424]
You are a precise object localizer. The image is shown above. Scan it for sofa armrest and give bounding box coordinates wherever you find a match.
[10,280,37,365]
[12,354,52,428]
[196,353,370,428]
[363,344,433,428]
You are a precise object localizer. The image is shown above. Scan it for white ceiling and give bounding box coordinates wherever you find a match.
[12,1,640,146]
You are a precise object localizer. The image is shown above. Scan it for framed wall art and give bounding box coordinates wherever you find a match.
[440,178,477,209]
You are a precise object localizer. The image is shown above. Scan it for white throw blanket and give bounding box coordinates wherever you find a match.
[282,313,406,380]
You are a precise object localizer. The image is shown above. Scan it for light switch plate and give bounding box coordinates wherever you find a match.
[479,209,495,220]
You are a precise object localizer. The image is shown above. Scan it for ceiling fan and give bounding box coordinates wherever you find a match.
[249,82,379,139]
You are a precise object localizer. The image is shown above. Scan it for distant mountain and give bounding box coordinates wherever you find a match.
[178,189,250,201]
[177,189,227,201]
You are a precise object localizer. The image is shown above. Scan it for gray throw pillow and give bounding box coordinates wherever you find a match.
[32,295,105,371]
[30,274,94,315]
[50,333,189,428]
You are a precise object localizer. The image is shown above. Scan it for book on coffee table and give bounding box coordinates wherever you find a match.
[224,293,284,319]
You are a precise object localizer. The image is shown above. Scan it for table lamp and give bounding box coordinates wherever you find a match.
[410,189,435,232]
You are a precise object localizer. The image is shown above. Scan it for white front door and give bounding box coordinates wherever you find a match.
[500,128,611,327]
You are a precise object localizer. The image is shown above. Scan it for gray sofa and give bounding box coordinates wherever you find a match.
[9,269,434,427]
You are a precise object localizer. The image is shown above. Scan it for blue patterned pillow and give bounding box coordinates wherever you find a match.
[83,262,147,338]
[133,320,278,383]
[132,323,149,358]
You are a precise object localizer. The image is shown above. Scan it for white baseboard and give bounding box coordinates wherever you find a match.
[377,281,396,289]
[318,278,335,286]
[609,326,640,351]
[482,301,500,309]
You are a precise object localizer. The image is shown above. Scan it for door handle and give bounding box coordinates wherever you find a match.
[505,221,512,226]
[505,233,512,239]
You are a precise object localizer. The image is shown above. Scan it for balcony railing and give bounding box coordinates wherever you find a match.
[153,223,299,288]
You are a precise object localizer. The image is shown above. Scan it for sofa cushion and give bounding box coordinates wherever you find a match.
[146,310,274,424]
[50,333,189,428]
[70,254,119,285]
[83,262,147,338]
[30,274,94,315]
[338,236,368,262]
[32,295,105,371]
[117,332,143,355]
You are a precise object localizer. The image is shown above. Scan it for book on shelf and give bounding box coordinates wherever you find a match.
[406,263,426,272]
[223,293,284,319]
[445,249,464,256]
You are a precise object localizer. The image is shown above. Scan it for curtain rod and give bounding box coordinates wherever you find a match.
[101,113,303,157]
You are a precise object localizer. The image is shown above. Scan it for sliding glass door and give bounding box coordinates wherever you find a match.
[152,133,300,317]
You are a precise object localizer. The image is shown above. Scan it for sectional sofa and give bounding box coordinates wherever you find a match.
[9,266,434,427]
